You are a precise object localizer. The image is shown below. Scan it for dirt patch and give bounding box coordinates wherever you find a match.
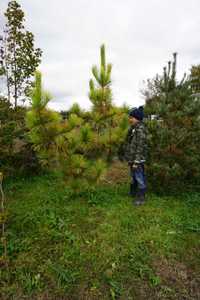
[152,256,200,299]
[117,258,200,300]
[101,161,129,185]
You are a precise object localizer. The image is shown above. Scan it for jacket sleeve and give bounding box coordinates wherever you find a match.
[134,125,146,164]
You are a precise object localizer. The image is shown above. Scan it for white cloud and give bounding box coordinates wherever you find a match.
[0,0,200,110]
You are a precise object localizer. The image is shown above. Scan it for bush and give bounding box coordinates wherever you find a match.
[0,97,40,177]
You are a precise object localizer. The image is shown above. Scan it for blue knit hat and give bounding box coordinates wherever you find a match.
[128,106,144,121]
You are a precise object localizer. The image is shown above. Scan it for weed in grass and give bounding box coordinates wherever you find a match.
[47,261,80,291]
[18,272,43,294]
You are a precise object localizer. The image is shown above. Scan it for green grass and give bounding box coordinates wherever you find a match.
[1,174,200,299]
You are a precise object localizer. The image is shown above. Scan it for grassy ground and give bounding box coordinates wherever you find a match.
[1,169,200,299]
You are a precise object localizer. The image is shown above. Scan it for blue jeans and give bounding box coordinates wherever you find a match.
[130,163,147,195]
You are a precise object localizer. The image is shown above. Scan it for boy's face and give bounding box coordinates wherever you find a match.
[129,116,138,126]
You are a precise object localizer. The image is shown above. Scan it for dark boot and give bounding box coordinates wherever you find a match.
[134,190,146,206]
[129,183,136,197]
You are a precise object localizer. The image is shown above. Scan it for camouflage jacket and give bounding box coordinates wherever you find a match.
[120,121,148,164]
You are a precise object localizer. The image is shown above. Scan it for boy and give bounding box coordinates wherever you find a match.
[121,106,147,206]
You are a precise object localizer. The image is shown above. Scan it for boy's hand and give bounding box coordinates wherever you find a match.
[132,164,139,169]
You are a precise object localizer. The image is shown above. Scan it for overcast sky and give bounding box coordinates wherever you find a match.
[0,0,200,111]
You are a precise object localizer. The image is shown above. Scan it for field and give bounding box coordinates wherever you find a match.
[1,164,200,300]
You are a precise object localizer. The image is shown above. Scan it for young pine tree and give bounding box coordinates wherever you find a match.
[26,72,106,191]
[89,44,128,161]
[26,71,62,167]
[143,53,200,187]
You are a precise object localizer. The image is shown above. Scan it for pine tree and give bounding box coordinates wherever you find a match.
[143,53,200,187]
[88,44,128,161]
[26,71,63,167]
[26,72,107,191]
[89,44,112,114]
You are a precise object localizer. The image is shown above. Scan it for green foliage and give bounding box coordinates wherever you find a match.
[26,72,107,189]
[190,64,200,95]
[26,72,61,167]
[80,123,92,144]
[67,113,83,129]
[0,0,42,106]
[89,44,113,114]
[0,96,40,176]
[143,54,200,187]
[68,102,83,116]
[88,45,128,161]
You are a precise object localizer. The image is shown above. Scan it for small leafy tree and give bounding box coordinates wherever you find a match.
[0,0,42,106]
[190,65,200,95]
